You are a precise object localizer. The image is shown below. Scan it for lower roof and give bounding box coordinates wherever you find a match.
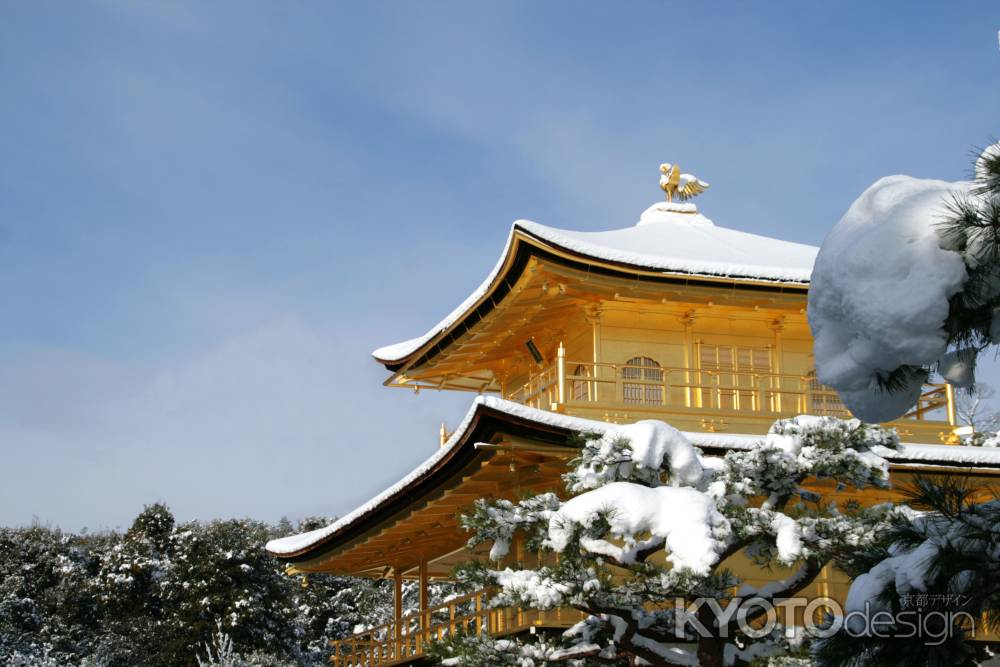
[266,397,1000,563]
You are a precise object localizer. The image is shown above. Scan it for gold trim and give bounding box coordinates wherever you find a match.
[383,229,809,381]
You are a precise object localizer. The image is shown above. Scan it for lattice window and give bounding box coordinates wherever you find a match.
[806,371,850,417]
[622,356,664,405]
[698,344,772,411]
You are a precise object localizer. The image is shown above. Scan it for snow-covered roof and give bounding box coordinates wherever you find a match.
[372,202,818,365]
[266,395,1000,560]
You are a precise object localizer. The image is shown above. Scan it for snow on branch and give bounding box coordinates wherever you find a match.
[548,482,731,572]
[448,414,899,666]
[809,141,1000,422]
[564,420,704,492]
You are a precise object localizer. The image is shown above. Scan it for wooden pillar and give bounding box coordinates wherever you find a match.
[515,534,525,627]
[769,317,786,414]
[393,567,403,659]
[417,559,429,653]
[394,568,403,622]
[586,306,602,402]
[418,559,429,627]
[946,383,957,426]
[556,342,566,405]
[418,560,429,613]
[680,310,696,408]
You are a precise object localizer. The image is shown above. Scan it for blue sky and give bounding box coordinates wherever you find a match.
[2,2,999,530]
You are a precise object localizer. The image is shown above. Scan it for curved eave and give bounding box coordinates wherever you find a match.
[375,223,812,374]
[267,397,1000,565]
[266,400,577,564]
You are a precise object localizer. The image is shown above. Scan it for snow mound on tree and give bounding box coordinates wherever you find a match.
[563,418,706,492]
[617,420,703,485]
[808,175,970,423]
[547,482,730,574]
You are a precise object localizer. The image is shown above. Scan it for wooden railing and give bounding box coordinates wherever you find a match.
[330,590,583,666]
[506,357,953,424]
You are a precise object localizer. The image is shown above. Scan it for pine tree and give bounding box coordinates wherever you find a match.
[808,141,1000,423]
[0,522,107,663]
[94,503,176,665]
[0,506,390,666]
[812,476,1000,667]
[935,142,1000,366]
[882,144,1000,399]
[433,416,901,666]
[877,143,1000,398]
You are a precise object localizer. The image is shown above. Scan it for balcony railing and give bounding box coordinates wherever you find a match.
[506,354,954,424]
[330,590,584,666]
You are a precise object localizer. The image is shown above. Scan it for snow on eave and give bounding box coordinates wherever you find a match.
[264,397,485,558]
[370,225,519,367]
[372,219,815,367]
[516,220,815,285]
[882,443,1000,468]
[267,397,1000,560]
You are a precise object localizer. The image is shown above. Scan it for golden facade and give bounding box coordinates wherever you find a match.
[268,182,996,665]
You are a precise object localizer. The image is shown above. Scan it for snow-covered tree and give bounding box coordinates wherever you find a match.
[808,141,1000,423]
[0,522,108,664]
[955,383,1000,436]
[434,416,901,667]
[0,507,387,666]
[812,476,999,667]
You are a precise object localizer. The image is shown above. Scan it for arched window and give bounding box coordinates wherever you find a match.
[572,364,591,402]
[622,356,664,405]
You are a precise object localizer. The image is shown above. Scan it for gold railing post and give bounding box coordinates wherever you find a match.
[556,342,566,405]
[946,383,957,426]
[693,340,704,408]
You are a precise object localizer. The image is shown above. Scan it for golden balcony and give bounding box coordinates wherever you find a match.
[506,353,956,442]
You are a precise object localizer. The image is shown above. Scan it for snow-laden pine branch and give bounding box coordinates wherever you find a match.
[436,415,901,667]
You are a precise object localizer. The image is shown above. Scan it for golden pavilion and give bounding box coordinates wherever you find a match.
[266,168,1000,665]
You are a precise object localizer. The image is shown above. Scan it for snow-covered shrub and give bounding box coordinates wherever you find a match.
[439,416,900,667]
[0,507,390,666]
[809,141,1000,423]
